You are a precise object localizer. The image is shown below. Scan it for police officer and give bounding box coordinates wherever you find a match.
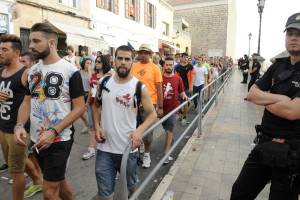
[231,13,300,200]
[240,54,249,84]
[247,53,261,91]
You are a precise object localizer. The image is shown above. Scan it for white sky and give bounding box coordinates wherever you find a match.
[235,0,300,61]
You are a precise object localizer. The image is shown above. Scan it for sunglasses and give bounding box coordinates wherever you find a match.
[96,60,102,63]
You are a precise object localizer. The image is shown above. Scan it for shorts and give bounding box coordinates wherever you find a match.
[33,139,73,182]
[0,131,30,173]
[88,105,94,130]
[179,89,191,103]
[95,150,138,199]
[139,105,156,144]
[28,141,34,154]
[162,114,177,132]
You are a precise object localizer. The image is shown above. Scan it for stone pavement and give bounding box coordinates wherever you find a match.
[152,68,270,200]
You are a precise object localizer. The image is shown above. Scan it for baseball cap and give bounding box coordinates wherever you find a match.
[284,13,300,32]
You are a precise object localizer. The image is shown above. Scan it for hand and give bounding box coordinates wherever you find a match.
[31,130,56,151]
[188,87,193,94]
[127,130,142,151]
[14,128,28,146]
[183,96,190,102]
[0,91,10,102]
[95,128,106,143]
[156,108,163,118]
[88,65,92,72]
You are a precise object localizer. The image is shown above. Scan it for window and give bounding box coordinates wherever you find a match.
[144,1,156,29]
[20,28,30,53]
[162,22,168,36]
[96,0,119,14]
[125,0,140,22]
[59,0,81,9]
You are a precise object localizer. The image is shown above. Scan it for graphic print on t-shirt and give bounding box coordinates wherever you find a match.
[114,87,135,108]
[163,82,174,99]
[0,81,13,120]
[137,68,146,77]
[29,70,66,102]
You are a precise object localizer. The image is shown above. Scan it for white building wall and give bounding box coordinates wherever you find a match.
[0,0,15,34]
[90,0,159,53]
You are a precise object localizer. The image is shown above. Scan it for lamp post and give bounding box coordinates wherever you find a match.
[257,0,265,56]
[248,32,252,57]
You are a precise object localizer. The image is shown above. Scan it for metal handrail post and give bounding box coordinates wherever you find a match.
[198,89,203,138]
[215,78,219,106]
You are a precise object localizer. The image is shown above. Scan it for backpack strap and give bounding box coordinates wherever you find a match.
[96,75,112,105]
[134,81,143,128]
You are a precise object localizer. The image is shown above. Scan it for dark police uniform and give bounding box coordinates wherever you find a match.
[231,57,300,200]
[241,57,249,83]
[247,58,261,91]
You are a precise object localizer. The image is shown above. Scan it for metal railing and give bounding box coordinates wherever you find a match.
[120,67,235,200]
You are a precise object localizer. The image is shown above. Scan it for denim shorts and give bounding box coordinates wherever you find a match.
[95,150,138,199]
[179,89,191,103]
[87,105,94,130]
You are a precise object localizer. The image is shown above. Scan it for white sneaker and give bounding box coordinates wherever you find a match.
[8,172,28,184]
[142,155,151,168]
[163,156,173,165]
[82,149,95,160]
[139,142,145,154]
[81,126,89,134]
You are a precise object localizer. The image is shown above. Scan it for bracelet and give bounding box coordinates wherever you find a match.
[158,106,163,109]
[14,123,24,133]
[51,127,59,137]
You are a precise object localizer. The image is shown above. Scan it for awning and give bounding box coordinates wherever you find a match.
[101,34,117,48]
[49,21,107,50]
[164,43,183,51]
[128,40,139,50]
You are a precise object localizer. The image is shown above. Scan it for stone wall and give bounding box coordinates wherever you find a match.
[173,4,228,56]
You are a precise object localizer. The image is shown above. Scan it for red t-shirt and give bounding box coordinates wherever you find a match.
[162,75,184,114]
[89,73,101,106]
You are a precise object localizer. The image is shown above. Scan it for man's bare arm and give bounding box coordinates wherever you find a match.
[266,97,300,120]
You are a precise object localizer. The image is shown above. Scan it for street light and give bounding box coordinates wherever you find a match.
[257,0,265,56]
[172,30,180,39]
[248,32,252,57]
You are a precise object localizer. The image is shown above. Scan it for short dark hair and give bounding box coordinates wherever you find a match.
[81,58,91,70]
[21,51,35,62]
[95,55,111,74]
[175,53,180,57]
[165,57,174,62]
[97,51,102,55]
[115,45,134,59]
[0,34,22,52]
[66,46,74,53]
[182,52,188,57]
[30,23,58,45]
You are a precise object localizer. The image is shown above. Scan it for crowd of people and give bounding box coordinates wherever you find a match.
[0,22,237,200]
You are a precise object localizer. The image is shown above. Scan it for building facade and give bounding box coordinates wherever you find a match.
[167,0,236,57]
[90,0,159,55]
[172,17,191,55]
[0,0,15,36]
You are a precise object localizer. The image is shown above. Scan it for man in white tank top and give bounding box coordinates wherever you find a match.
[92,45,157,200]
[63,45,80,69]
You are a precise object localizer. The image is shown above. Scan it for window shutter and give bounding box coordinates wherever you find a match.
[114,0,119,14]
[96,0,104,8]
[125,0,130,18]
[153,5,156,29]
[144,0,148,26]
[137,0,140,22]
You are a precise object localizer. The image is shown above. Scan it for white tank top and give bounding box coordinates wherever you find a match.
[97,75,144,154]
[65,56,76,65]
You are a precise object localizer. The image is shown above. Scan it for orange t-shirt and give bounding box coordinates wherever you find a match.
[131,62,162,104]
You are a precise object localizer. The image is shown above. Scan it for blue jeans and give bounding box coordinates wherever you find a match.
[95,150,138,199]
[193,84,204,107]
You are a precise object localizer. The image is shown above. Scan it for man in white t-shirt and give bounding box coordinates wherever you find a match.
[92,45,156,200]
[193,57,208,110]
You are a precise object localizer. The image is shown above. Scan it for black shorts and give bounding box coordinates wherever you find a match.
[33,139,73,182]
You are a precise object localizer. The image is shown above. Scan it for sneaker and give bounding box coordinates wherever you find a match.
[82,149,95,160]
[178,113,183,121]
[81,126,89,134]
[194,105,198,111]
[0,164,8,173]
[24,182,43,198]
[181,118,187,125]
[139,142,145,154]
[163,156,173,165]
[25,181,33,190]
[142,155,151,168]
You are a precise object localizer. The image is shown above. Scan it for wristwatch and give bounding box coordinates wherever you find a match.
[158,106,163,109]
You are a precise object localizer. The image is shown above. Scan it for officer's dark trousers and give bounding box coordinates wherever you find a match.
[248,76,257,91]
[230,147,300,200]
[242,72,248,83]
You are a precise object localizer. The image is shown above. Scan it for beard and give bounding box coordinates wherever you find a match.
[116,65,131,78]
[0,57,12,66]
[32,45,50,60]
[165,69,172,74]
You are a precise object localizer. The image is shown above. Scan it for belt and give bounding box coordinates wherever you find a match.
[262,135,300,149]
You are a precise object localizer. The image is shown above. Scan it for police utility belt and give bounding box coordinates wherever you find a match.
[253,124,300,169]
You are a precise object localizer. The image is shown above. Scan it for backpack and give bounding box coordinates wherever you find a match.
[96,75,143,127]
